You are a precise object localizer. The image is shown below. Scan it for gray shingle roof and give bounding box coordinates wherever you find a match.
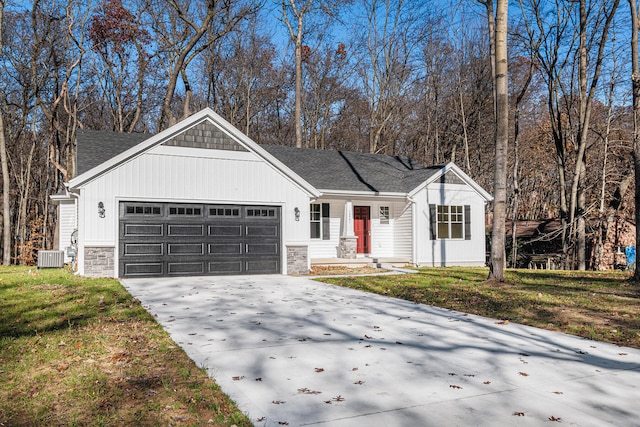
[75,130,442,193]
[76,129,149,175]
[262,145,442,193]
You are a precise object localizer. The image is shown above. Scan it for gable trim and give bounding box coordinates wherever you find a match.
[409,162,493,202]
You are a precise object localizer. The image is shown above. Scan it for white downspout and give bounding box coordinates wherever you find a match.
[407,195,417,266]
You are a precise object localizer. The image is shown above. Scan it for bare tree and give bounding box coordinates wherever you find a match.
[88,0,151,132]
[356,0,424,155]
[0,0,9,265]
[489,0,509,281]
[149,0,255,130]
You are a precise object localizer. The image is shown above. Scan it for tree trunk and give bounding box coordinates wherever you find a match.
[630,0,640,280]
[0,1,10,265]
[489,0,509,281]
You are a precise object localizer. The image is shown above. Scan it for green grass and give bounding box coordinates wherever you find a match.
[0,266,252,426]
[321,267,640,348]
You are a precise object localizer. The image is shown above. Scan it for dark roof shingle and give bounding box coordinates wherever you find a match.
[262,145,441,193]
[76,129,149,175]
[75,130,442,193]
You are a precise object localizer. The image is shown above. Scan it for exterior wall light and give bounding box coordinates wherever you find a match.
[98,201,105,218]
[294,207,300,221]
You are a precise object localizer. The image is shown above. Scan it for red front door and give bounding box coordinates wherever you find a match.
[354,206,370,254]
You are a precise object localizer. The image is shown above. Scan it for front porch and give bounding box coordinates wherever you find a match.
[311,257,412,269]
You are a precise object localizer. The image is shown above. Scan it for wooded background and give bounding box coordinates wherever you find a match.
[0,0,635,270]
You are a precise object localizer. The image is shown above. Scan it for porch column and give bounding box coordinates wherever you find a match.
[339,200,357,259]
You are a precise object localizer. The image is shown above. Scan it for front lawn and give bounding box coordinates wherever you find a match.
[321,267,640,349]
[0,267,251,426]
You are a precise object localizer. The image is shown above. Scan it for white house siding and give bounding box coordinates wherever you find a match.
[58,199,77,262]
[392,202,413,260]
[308,198,411,259]
[308,198,344,259]
[415,183,487,267]
[76,146,311,275]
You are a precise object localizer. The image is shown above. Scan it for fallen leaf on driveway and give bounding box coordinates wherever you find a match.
[298,388,321,395]
[513,412,525,416]
[315,368,324,373]
[496,320,509,325]
[552,391,563,395]
[519,372,529,376]
[449,385,462,389]
[272,400,286,405]
[232,376,245,381]
[549,416,562,422]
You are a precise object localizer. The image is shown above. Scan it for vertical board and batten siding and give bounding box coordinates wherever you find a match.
[58,199,77,262]
[77,147,312,273]
[415,182,487,266]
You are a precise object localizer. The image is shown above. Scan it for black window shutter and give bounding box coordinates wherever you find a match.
[464,205,471,240]
[429,204,437,240]
[322,203,330,240]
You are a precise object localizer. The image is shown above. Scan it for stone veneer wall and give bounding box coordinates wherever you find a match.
[84,246,115,277]
[287,245,309,274]
[339,236,358,259]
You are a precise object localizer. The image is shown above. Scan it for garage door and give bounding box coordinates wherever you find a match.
[119,202,280,277]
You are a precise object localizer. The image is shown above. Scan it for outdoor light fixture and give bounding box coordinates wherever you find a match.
[98,201,105,218]
[294,207,300,221]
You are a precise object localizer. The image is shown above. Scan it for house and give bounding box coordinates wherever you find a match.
[52,108,493,278]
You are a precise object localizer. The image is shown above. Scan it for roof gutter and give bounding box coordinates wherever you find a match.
[318,189,408,198]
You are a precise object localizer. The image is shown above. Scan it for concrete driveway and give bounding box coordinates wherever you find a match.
[121,275,640,427]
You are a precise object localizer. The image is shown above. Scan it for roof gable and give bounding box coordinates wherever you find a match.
[409,162,493,202]
[162,120,248,152]
[68,108,320,197]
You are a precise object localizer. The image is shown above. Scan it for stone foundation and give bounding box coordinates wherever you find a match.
[84,246,115,278]
[287,245,309,274]
[339,236,358,259]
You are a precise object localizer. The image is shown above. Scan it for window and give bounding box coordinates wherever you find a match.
[310,204,321,239]
[379,206,390,224]
[169,206,202,216]
[430,204,470,240]
[310,203,330,240]
[126,205,161,215]
[209,207,240,217]
[247,208,276,217]
[437,205,463,238]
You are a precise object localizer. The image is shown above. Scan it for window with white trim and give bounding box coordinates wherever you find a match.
[310,204,321,239]
[310,203,330,240]
[379,206,390,224]
[437,205,463,239]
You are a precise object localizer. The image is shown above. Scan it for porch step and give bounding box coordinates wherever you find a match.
[312,257,411,268]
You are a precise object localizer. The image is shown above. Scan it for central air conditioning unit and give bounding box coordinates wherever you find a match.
[37,250,65,268]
